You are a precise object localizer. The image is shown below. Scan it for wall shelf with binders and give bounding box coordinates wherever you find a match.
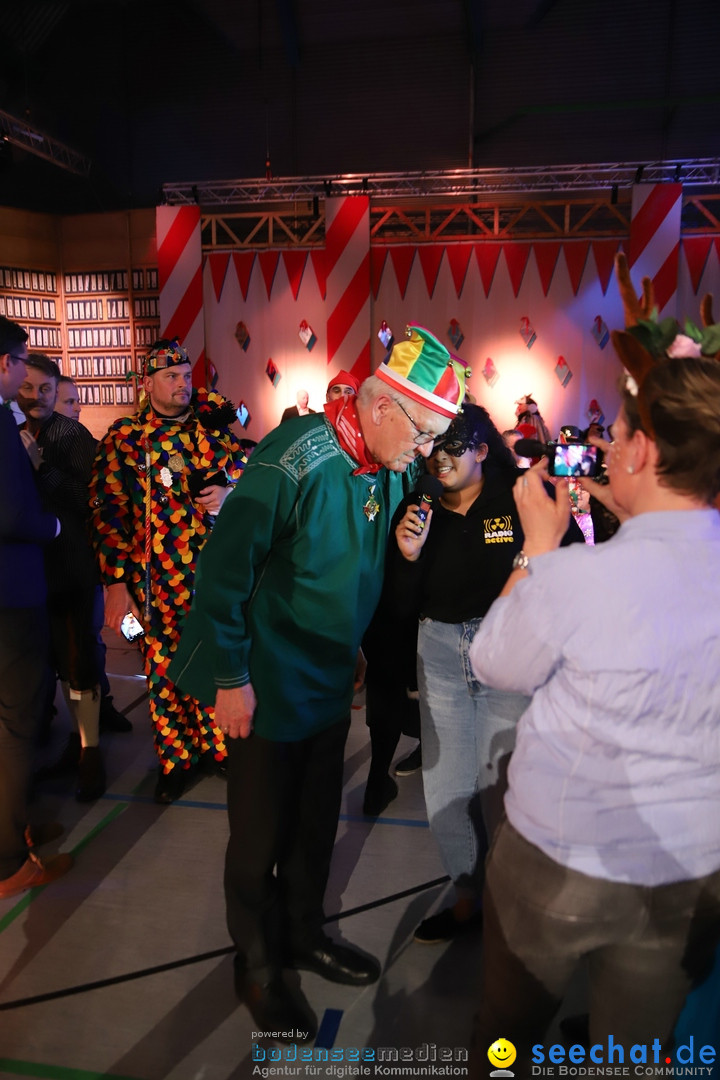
[58,266,159,410]
[0,265,63,360]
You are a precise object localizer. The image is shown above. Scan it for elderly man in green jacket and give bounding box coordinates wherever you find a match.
[171,327,468,1039]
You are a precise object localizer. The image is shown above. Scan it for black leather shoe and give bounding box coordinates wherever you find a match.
[290,938,381,985]
[234,960,317,1041]
[99,696,133,733]
[362,776,398,816]
[153,766,191,804]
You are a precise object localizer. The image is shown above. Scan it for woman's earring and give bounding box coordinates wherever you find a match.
[626,465,635,475]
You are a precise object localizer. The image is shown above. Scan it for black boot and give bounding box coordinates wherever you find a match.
[76,746,106,802]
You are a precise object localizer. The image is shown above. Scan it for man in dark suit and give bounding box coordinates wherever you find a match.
[0,316,72,899]
[280,388,315,424]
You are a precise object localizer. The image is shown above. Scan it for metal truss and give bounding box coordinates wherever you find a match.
[198,190,720,250]
[182,161,720,250]
[0,109,92,176]
[164,159,720,206]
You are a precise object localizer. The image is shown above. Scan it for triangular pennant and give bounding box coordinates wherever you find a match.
[533,243,561,297]
[446,244,474,298]
[371,247,388,300]
[310,250,326,299]
[474,243,503,297]
[564,241,590,296]
[417,245,445,298]
[231,252,256,301]
[503,243,532,298]
[258,252,280,299]
[683,237,713,294]
[591,239,620,296]
[389,247,416,299]
[281,250,308,301]
[207,252,231,303]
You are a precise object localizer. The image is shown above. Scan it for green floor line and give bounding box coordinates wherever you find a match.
[0,1057,144,1080]
[0,803,128,936]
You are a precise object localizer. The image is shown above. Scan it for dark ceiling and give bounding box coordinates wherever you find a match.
[1,0,719,214]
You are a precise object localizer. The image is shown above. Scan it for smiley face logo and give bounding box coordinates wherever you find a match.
[488,1038,517,1071]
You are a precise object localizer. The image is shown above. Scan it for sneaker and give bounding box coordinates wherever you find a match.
[413,906,483,944]
[0,852,73,899]
[394,745,422,776]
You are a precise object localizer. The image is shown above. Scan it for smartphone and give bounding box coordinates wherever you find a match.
[548,442,602,478]
[120,612,145,642]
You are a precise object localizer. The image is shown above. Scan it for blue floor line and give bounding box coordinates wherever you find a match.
[98,791,430,826]
[315,1008,344,1048]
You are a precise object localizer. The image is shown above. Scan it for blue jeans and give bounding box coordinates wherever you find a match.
[417,617,529,897]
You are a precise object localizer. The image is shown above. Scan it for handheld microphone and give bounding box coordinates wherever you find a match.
[514,438,549,460]
[413,474,443,525]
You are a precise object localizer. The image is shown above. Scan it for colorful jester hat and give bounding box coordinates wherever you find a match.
[142,339,191,375]
[376,325,469,418]
[611,252,720,395]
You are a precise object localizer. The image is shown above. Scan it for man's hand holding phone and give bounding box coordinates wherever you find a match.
[105,582,144,639]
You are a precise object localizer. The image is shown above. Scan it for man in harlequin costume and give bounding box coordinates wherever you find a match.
[170,326,468,1038]
[89,340,245,804]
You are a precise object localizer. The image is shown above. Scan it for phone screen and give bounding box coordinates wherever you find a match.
[550,443,600,478]
[120,613,145,641]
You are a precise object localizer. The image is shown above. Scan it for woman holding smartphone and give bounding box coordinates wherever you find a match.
[392,404,581,943]
[467,264,720,1073]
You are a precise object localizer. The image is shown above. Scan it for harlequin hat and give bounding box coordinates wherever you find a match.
[142,339,191,376]
[376,325,468,418]
[326,369,360,395]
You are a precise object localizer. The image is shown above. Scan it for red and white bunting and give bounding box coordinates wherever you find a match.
[156,206,206,386]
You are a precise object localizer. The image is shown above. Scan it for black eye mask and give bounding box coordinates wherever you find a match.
[430,436,477,458]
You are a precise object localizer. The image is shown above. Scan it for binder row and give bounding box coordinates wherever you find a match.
[1,267,57,293]
[67,326,131,348]
[0,296,57,320]
[77,383,136,406]
[64,271,128,293]
[69,354,132,378]
[135,324,161,346]
[66,299,104,321]
[28,326,62,349]
[134,297,159,318]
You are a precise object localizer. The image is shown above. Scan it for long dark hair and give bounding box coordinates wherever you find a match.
[443,403,517,475]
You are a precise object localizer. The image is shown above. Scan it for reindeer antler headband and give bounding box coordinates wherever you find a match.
[611,252,720,394]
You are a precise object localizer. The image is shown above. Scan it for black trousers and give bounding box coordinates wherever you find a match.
[224,716,351,981]
[0,607,51,879]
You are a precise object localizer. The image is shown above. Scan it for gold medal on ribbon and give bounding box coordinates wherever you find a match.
[168,452,185,473]
[363,484,380,523]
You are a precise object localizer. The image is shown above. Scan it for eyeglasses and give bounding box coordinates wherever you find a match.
[8,353,27,364]
[392,398,437,446]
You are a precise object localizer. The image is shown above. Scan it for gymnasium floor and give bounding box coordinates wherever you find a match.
[0,635,718,1080]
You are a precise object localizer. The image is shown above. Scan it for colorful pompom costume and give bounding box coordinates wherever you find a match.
[89,382,245,776]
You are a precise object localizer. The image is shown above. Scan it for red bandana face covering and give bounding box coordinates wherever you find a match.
[324,396,382,475]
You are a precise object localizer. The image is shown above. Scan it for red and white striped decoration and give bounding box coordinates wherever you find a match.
[627,183,682,319]
[325,196,371,384]
[156,206,206,386]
